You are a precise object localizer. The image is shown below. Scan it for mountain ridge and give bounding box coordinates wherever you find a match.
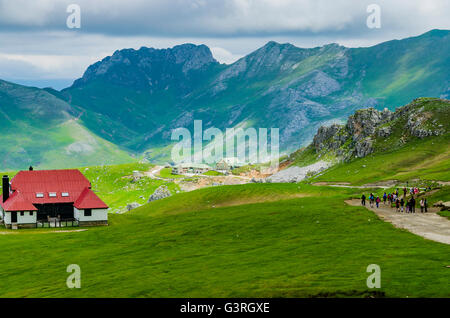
[0,29,449,170]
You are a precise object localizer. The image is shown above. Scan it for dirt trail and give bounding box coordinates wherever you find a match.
[346,199,450,245]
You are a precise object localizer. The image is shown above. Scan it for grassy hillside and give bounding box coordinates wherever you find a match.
[0,80,135,170]
[289,98,450,185]
[0,183,449,297]
[313,135,449,184]
[80,163,179,212]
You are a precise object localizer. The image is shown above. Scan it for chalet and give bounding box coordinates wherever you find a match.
[0,169,108,229]
[172,163,211,175]
[215,157,245,173]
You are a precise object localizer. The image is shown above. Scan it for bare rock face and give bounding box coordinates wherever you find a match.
[377,126,392,138]
[313,124,345,152]
[355,138,374,158]
[127,202,141,211]
[346,108,383,142]
[148,185,172,203]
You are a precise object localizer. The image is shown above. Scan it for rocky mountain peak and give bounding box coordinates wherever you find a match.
[71,43,218,88]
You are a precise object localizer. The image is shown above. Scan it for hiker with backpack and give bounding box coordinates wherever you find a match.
[396,198,400,212]
[383,192,387,204]
[400,198,405,213]
[376,196,381,208]
[361,194,366,206]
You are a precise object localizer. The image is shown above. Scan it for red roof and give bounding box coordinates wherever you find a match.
[0,191,38,212]
[11,169,91,205]
[74,187,109,209]
[1,169,108,212]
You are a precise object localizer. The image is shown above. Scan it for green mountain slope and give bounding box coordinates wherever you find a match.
[0,30,448,169]
[62,30,450,158]
[288,98,450,184]
[0,80,134,170]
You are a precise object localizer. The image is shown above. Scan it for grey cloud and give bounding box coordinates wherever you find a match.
[0,0,448,38]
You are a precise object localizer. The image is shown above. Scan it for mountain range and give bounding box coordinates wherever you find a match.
[0,29,449,170]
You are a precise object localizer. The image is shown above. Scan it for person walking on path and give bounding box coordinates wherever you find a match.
[376,196,381,208]
[395,198,400,212]
[420,199,425,213]
[403,187,407,197]
[424,198,428,213]
[400,198,405,213]
[411,197,416,213]
[361,194,366,206]
[383,192,387,204]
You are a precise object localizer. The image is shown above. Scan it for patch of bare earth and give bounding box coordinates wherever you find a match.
[346,199,450,245]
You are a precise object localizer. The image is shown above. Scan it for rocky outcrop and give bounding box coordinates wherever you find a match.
[312,124,347,152]
[148,185,172,203]
[355,138,373,158]
[127,202,141,211]
[310,98,449,161]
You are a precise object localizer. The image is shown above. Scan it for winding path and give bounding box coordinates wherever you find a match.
[346,199,450,245]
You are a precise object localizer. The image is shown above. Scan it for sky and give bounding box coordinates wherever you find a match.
[0,0,449,89]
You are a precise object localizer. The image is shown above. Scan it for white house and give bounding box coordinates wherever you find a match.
[1,169,108,229]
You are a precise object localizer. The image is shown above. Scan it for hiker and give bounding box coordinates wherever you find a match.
[376,196,380,208]
[411,197,416,213]
[420,199,425,213]
[400,198,405,213]
[403,187,407,197]
[369,193,374,207]
[361,194,366,206]
[424,198,428,212]
[406,199,410,213]
[396,198,400,212]
[396,188,399,197]
[383,192,387,204]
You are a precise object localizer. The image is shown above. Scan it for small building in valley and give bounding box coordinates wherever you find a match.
[172,163,211,175]
[0,169,108,229]
[215,157,245,173]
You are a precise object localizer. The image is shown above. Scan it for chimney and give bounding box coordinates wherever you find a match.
[2,175,9,203]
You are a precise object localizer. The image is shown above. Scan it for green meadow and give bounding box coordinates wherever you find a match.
[0,182,449,298]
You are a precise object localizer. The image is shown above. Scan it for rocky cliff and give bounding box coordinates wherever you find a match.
[311,97,449,161]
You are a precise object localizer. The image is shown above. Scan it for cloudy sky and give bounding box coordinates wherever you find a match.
[0,0,449,89]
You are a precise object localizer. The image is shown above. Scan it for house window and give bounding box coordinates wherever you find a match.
[36,193,44,198]
[20,211,24,216]
[61,192,69,197]
[49,192,57,197]
[84,209,92,217]
[30,212,33,216]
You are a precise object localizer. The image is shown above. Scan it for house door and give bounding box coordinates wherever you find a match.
[11,212,17,223]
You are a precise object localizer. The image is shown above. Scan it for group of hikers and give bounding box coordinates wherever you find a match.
[361,186,429,213]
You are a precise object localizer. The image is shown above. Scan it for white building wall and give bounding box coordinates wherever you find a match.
[17,211,37,224]
[2,211,36,224]
[4,211,11,224]
[74,207,108,222]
